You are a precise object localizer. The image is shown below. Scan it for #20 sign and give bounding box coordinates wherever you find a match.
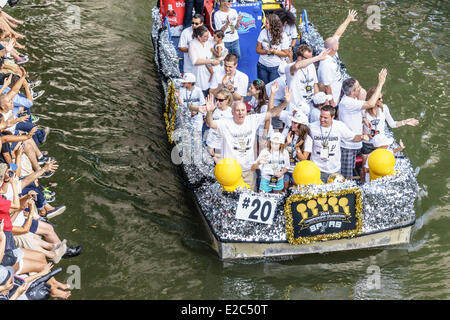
[284,188,363,244]
[236,194,278,225]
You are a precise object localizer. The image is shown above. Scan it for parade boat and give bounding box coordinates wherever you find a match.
[151,0,418,260]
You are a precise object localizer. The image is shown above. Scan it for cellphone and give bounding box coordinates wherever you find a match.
[13,275,25,287]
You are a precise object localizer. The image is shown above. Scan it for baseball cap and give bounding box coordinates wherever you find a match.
[372,134,394,148]
[292,100,310,115]
[270,132,285,144]
[313,92,333,105]
[290,111,309,125]
[180,73,196,83]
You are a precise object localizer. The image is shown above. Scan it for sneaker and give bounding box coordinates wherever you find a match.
[40,170,55,179]
[32,90,45,100]
[46,205,66,219]
[16,54,29,65]
[62,245,82,259]
[43,193,55,203]
[29,80,42,89]
[37,155,55,165]
[51,241,67,264]
[42,187,56,197]
[31,114,39,123]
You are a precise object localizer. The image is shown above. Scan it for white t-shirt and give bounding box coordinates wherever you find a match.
[249,97,273,137]
[214,9,239,43]
[206,107,233,149]
[178,27,194,74]
[254,148,290,180]
[179,86,206,132]
[265,76,286,106]
[309,106,321,124]
[318,54,343,104]
[210,67,249,98]
[4,180,23,202]
[189,38,214,90]
[285,62,318,106]
[362,104,397,144]
[338,95,365,149]
[216,113,267,171]
[257,30,290,67]
[283,24,298,43]
[309,120,356,174]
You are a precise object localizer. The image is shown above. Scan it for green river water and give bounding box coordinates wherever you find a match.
[11,0,449,299]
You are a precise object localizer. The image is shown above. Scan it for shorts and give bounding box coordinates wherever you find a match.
[284,172,295,184]
[340,147,361,178]
[361,142,376,155]
[29,219,39,233]
[260,177,284,192]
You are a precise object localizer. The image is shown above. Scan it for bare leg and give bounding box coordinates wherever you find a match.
[35,221,61,244]
[24,140,41,171]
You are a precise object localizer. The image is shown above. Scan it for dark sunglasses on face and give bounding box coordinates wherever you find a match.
[192,22,201,26]
[216,98,226,102]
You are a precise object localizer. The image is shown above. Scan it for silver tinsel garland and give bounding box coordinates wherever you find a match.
[152,10,418,244]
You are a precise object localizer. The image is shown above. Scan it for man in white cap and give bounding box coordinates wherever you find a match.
[281,111,312,189]
[251,132,290,193]
[285,45,329,114]
[310,105,369,183]
[318,10,358,105]
[175,72,206,134]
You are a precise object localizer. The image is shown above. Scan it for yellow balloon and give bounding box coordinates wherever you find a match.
[292,160,323,186]
[214,158,250,192]
[368,149,396,181]
[327,173,346,184]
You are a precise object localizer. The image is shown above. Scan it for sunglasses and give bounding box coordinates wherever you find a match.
[192,22,202,26]
[216,98,227,102]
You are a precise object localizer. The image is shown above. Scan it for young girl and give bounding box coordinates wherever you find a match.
[175,73,206,134]
[205,89,233,162]
[211,30,228,66]
[252,132,290,193]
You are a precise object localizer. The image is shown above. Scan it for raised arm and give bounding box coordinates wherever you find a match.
[265,85,291,121]
[361,68,387,110]
[205,93,218,130]
[333,9,358,40]
[290,49,330,75]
